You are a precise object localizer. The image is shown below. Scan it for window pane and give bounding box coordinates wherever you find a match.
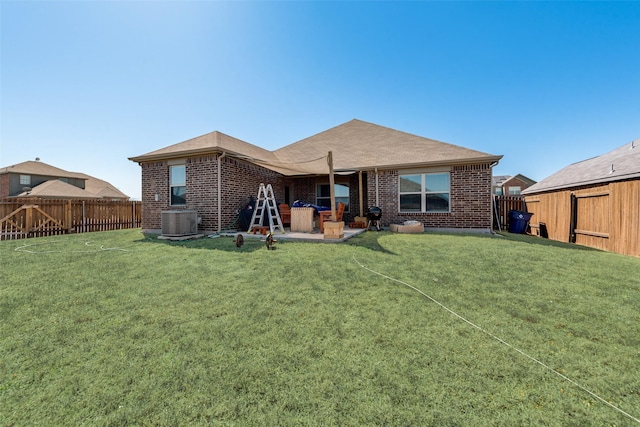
[336,197,349,211]
[317,198,331,208]
[425,173,449,192]
[170,165,186,186]
[317,184,330,198]
[400,175,421,192]
[20,175,30,185]
[508,186,521,195]
[400,194,421,211]
[426,193,449,212]
[335,183,349,198]
[171,186,186,205]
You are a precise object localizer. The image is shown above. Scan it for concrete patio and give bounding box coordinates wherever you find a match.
[215,226,368,243]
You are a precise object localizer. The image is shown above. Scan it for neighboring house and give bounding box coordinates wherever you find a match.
[0,160,129,200]
[130,119,502,233]
[522,140,640,257]
[492,174,536,195]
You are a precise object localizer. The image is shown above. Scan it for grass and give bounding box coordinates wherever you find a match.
[1,229,639,426]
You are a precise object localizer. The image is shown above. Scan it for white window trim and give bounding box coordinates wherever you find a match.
[399,171,451,213]
[508,186,521,195]
[169,164,186,206]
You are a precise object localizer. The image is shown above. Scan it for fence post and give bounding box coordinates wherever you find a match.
[25,205,33,234]
[65,200,72,232]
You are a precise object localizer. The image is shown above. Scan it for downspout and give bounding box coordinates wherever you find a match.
[375,168,379,207]
[489,161,498,233]
[218,151,227,232]
[358,171,364,217]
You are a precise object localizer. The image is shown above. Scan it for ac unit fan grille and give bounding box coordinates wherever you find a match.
[161,210,198,236]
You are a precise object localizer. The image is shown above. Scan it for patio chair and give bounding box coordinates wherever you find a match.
[278,204,291,226]
[319,202,345,232]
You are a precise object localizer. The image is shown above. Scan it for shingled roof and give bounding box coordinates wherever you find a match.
[274,119,501,171]
[15,180,99,199]
[128,130,277,164]
[0,160,75,178]
[1,160,130,199]
[74,173,130,199]
[523,139,640,194]
[129,119,502,175]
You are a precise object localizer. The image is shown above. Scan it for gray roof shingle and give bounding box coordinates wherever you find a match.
[523,139,640,194]
[129,119,502,175]
[1,160,129,199]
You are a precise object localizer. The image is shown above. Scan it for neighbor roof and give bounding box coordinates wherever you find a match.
[1,160,129,199]
[75,173,130,199]
[15,180,99,199]
[0,160,80,179]
[129,119,502,175]
[492,175,511,186]
[523,139,640,194]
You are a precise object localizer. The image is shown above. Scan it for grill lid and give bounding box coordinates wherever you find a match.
[367,206,382,219]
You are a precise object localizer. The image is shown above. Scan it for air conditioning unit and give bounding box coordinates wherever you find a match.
[161,210,198,236]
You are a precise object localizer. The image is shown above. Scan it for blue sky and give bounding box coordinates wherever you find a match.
[1,1,639,200]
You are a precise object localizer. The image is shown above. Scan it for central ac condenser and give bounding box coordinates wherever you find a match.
[161,210,198,236]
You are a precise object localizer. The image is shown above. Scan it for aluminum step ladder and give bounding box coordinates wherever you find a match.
[247,183,285,234]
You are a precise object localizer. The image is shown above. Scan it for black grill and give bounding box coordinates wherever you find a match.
[366,207,382,231]
[367,206,382,220]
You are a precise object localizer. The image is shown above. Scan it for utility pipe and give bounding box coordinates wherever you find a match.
[374,167,379,207]
[328,151,336,221]
[358,170,364,217]
[218,151,227,232]
[489,161,498,233]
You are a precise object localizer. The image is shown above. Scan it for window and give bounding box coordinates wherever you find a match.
[19,175,30,186]
[170,165,186,205]
[399,172,450,213]
[495,187,503,196]
[508,186,521,195]
[316,183,349,211]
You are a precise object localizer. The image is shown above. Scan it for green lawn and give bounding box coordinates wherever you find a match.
[1,229,639,426]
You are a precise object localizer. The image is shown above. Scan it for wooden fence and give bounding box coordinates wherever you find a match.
[0,198,142,240]
[525,179,640,258]
[493,195,526,231]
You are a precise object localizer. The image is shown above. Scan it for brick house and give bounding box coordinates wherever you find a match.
[492,174,537,195]
[129,119,502,233]
[0,160,130,200]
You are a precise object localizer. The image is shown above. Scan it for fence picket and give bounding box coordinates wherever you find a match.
[493,195,526,231]
[0,198,142,240]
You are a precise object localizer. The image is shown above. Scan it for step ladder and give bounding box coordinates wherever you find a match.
[247,183,285,234]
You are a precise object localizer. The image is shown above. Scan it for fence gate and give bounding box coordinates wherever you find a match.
[1,198,142,240]
[0,203,68,239]
[569,190,610,250]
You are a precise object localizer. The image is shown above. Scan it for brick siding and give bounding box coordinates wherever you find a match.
[139,155,283,232]
[366,164,493,229]
[139,157,492,232]
[0,174,10,199]
[503,176,532,195]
